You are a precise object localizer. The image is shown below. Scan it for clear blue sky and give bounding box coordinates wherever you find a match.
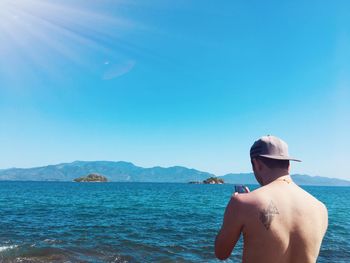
[0,0,349,179]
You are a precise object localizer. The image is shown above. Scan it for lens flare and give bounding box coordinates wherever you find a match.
[0,0,138,84]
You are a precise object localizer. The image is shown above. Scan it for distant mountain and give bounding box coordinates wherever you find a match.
[219,173,257,184]
[0,161,214,183]
[219,173,350,186]
[290,174,350,186]
[0,161,349,186]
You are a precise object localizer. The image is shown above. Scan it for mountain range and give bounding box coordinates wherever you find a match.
[0,161,349,186]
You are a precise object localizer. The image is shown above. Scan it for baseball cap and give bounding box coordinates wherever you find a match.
[250,135,301,162]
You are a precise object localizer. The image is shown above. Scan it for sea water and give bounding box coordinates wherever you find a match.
[0,182,349,262]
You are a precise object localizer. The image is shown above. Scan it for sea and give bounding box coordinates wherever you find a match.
[0,182,349,263]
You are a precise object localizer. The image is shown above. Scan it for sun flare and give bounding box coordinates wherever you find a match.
[0,0,137,82]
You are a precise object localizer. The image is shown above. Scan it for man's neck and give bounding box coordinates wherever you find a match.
[263,170,291,185]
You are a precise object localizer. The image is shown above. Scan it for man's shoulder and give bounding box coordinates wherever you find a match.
[230,190,264,214]
[234,186,268,204]
[231,186,282,218]
[297,185,328,211]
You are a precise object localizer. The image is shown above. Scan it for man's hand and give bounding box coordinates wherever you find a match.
[233,186,250,197]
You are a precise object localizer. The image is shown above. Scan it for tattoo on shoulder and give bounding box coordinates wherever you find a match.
[259,200,279,230]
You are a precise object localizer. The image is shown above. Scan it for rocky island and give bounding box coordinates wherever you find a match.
[203,177,224,184]
[189,177,224,184]
[73,173,108,182]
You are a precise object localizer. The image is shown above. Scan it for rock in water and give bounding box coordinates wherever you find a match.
[203,177,224,184]
[73,173,108,182]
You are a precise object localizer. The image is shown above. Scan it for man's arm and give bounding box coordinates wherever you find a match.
[215,194,245,260]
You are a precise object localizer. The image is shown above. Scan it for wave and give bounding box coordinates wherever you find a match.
[0,243,132,263]
[0,245,18,252]
[0,244,72,262]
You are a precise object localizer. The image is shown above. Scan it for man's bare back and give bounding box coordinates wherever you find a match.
[215,136,328,262]
[238,179,327,263]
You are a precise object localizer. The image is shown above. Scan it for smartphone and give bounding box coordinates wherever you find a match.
[234,184,248,194]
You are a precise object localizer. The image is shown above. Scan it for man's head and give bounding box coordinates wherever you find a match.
[250,135,301,185]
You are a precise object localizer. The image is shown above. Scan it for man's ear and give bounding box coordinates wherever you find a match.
[252,158,260,172]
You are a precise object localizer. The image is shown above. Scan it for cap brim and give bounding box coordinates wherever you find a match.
[258,154,302,162]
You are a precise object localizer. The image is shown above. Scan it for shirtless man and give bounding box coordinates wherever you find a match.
[215,135,328,263]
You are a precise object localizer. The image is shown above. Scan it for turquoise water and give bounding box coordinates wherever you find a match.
[0,182,349,262]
